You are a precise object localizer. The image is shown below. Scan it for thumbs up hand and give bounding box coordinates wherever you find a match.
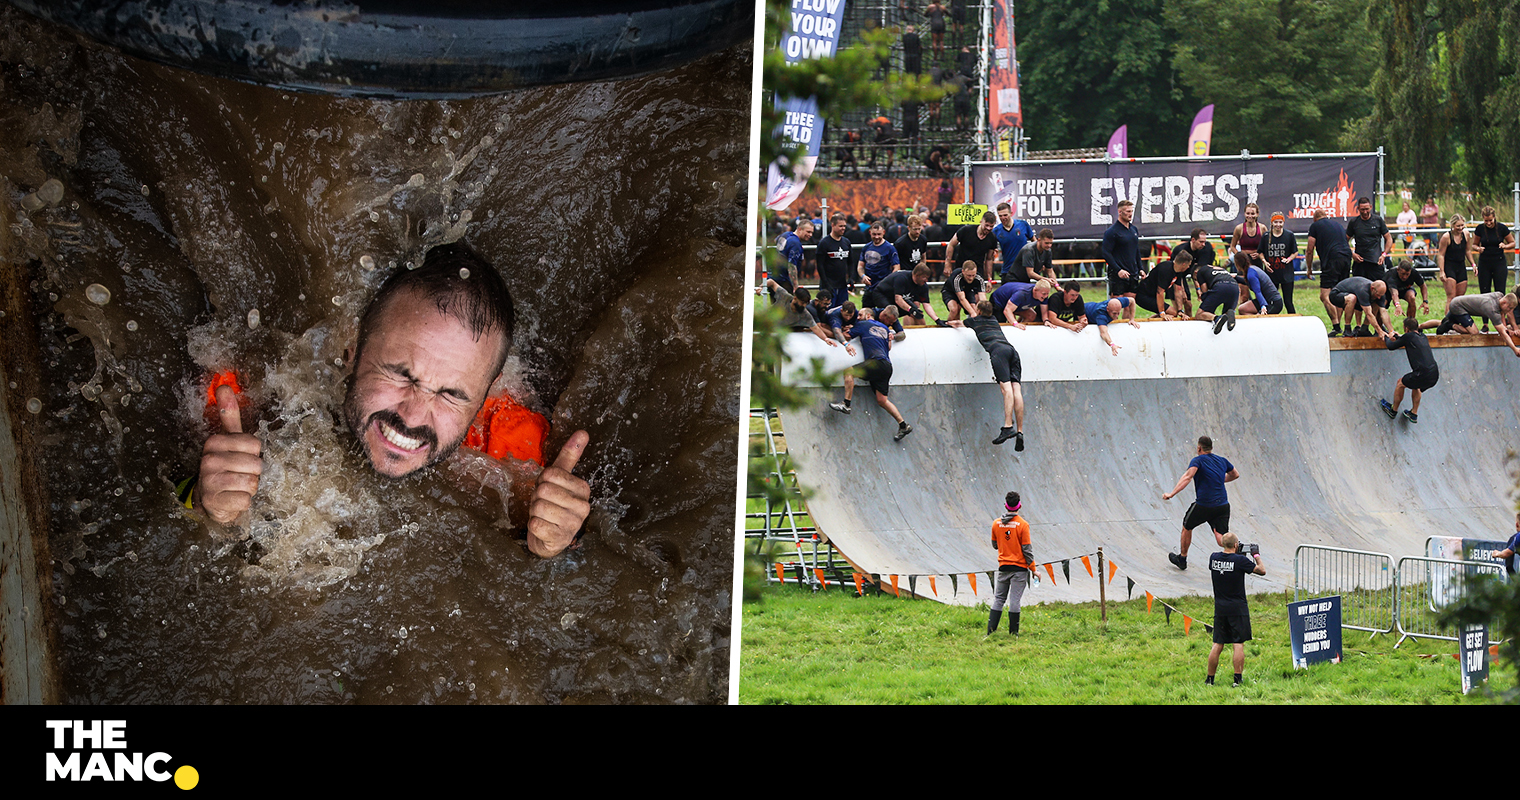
[197,383,263,525]
[525,430,592,558]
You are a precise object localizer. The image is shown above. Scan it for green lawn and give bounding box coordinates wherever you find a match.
[739,582,1506,704]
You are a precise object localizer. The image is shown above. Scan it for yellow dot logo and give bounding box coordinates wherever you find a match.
[174,765,199,790]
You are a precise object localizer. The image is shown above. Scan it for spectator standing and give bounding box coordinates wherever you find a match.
[986,491,1035,634]
[1206,533,1265,687]
[1346,196,1392,280]
[1261,212,1299,314]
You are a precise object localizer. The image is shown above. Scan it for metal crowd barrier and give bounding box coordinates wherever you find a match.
[1293,545,1397,636]
[1393,555,1506,648]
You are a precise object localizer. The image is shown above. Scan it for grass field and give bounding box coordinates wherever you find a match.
[739,582,1508,704]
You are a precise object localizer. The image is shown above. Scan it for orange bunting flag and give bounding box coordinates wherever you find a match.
[890,574,900,597]
[1183,615,1193,635]
[853,572,864,596]
[1108,560,1118,583]
[928,576,938,596]
[968,573,978,595]
[814,568,827,589]
[1146,591,1154,613]
[1044,563,1057,584]
[775,563,785,583]
[1081,555,1094,578]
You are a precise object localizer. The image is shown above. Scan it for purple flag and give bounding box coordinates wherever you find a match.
[1188,104,1214,157]
[1107,125,1127,159]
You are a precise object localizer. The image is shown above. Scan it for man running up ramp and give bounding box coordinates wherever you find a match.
[1163,435,1240,570]
[951,300,1026,448]
[1380,317,1439,424]
[829,306,914,442]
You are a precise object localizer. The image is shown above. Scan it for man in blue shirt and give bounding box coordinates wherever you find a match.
[856,221,901,296]
[994,201,1034,281]
[1491,512,1520,575]
[1162,435,1240,570]
[829,306,913,442]
[1101,199,1142,298]
[773,220,812,296]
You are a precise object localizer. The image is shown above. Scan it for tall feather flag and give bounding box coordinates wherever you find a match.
[765,0,849,210]
[1187,104,1214,157]
[1107,125,1127,159]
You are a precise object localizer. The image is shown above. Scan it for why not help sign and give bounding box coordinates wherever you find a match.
[1288,596,1342,669]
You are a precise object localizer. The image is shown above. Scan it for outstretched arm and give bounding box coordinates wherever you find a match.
[1163,466,1199,501]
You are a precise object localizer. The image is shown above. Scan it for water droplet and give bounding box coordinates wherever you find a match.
[298,294,306,301]
[140,184,149,195]
[368,211,379,222]
[360,255,375,270]
[26,398,41,414]
[270,231,278,239]
[85,284,111,305]
[398,626,408,639]
[48,292,59,302]
[114,487,124,496]
[125,319,138,331]
[37,178,64,205]
[247,308,261,329]
[331,295,341,306]
[406,137,415,145]
[458,268,470,279]
[333,357,344,367]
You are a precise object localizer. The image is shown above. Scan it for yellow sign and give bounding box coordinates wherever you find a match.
[947,203,988,226]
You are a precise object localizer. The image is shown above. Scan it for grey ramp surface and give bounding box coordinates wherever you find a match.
[783,346,1519,606]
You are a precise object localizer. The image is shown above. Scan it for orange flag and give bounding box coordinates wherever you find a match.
[968,573,978,595]
[775,563,785,583]
[928,576,938,596]
[1108,560,1118,583]
[853,572,864,596]
[1081,555,1094,578]
[814,568,827,589]
[1044,563,1057,584]
[1183,615,1193,635]
[890,574,899,597]
[1146,591,1154,613]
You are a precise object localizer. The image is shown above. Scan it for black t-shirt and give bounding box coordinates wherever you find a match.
[815,234,854,292]
[1345,215,1390,260]
[951,224,998,271]
[1139,259,1187,296]
[964,315,1013,353]
[1176,241,1215,269]
[902,31,921,57]
[1261,230,1298,268]
[943,271,985,301]
[1309,218,1352,261]
[1387,330,1437,374]
[894,233,929,272]
[877,269,929,305]
[1475,222,1511,265]
[1210,552,1256,616]
[1333,276,1383,308]
[1046,291,1082,321]
[1008,242,1054,283]
[1382,265,1424,294]
[1196,264,1235,291]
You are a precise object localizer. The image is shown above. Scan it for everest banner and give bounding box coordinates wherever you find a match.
[971,154,1378,239]
[765,0,847,210]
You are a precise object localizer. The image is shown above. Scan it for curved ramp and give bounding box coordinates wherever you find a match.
[780,321,1520,605]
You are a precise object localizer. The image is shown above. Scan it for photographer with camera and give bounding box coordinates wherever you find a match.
[1207,533,1266,686]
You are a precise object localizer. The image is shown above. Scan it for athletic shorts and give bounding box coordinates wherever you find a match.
[1212,613,1253,644]
[1107,273,1139,298]
[1319,256,1350,289]
[861,287,891,309]
[1200,283,1238,316]
[852,357,893,397]
[1183,502,1230,534]
[1352,256,1383,281]
[1436,312,1473,334]
[1263,296,1284,314]
[942,289,974,309]
[988,344,1022,384]
[1402,368,1439,392]
[1442,260,1467,283]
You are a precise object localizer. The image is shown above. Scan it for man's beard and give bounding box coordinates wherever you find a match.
[342,386,468,479]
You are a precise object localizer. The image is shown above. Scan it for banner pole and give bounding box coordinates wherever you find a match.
[1097,546,1107,629]
[976,0,990,156]
[962,155,971,209]
[1377,146,1385,218]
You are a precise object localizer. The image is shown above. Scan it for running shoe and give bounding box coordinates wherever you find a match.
[1168,552,1187,570]
[1014,431,1025,452]
[1402,410,1418,423]
[1226,309,1237,331]
[1213,315,1227,335]
[829,401,850,414]
[1380,399,1396,419]
[992,427,1015,445]
[893,423,913,442]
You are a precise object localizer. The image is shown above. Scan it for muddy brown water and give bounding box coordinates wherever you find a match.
[0,7,748,703]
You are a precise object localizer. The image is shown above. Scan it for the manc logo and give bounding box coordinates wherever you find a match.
[44,720,199,789]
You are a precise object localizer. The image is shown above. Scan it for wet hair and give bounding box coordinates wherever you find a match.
[1061,280,1082,295]
[978,299,995,315]
[841,300,857,316]
[870,221,886,232]
[981,211,997,224]
[1037,228,1054,240]
[793,286,812,303]
[1174,249,1193,265]
[1403,317,1418,333]
[358,241,515,376]
[1198,435,1213,452]
[1357,196,1371,206]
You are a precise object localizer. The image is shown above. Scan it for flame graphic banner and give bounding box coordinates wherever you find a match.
[970,154,1377,239]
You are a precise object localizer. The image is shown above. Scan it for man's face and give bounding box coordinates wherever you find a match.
[1037,235,1053,252]
[908,218,923,237]
[1358,202,1372,219]
[1118,205,1133,224]
[996,207,1011,227]
[870,226,885,244]
[1191,232,1207,248]
[344,292,503,479]
[832,219,847,238]
[977,218,994,236]
[1063,288,1082,304]
[1371,281,1386,298]
[797,222,814,241]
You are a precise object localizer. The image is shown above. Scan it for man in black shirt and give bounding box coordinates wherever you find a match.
[894,214,930,276]
[1101,200,1142,298]
[1346,197,1392,281]
[944,211,1000,282]
[814,213,855,308]
[1207,533,1265,687]
[1379,317,1438,424]
[1195,262,1241,334]
[1136,249,1193,319]
[952,300,1026,448]
[1382,259,1429,324]
[901,25,922,75]
[1306,209,1354,333]
[873,265,946,326]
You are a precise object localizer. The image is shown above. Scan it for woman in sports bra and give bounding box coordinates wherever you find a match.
[1436,214,1474,313]
[1231,202,1266,268]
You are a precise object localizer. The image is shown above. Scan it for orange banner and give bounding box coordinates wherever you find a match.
[890,574,899,597]
[1183,616,1193,635]
[1080,555,1094,578]
[814,568,827,589]
[1108,560,1118,584]
[853,572,864,596]
[928,576,938,597]
[1146,591,1154,613]
[775,563,784,583]
[968,573,978,595]
[1044,563,1057,584]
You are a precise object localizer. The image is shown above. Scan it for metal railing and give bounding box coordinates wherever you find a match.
[1393,555,1507,648]
[1294,545,1397,636]
[746,408,858,593]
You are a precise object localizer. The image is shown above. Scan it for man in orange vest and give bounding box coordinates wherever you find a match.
[987,491,1036,636]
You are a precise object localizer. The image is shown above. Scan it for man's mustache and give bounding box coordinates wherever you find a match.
[367,409,439,452]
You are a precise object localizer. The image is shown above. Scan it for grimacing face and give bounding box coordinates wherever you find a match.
[344,291,505,479]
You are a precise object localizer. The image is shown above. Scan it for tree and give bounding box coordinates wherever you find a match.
[1018,0,1199,156]
[1165,0,1377,156]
